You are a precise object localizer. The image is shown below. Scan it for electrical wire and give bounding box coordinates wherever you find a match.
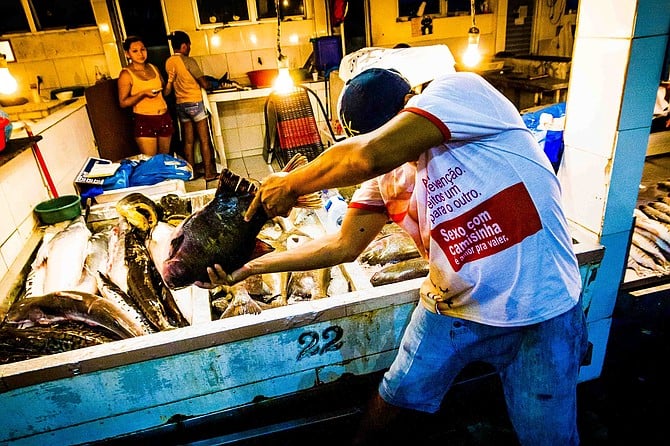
[470,0,477,27]
[547,0,566,25]
[275,0,286,64]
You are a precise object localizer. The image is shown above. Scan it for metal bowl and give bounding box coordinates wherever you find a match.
[34,195,82,225]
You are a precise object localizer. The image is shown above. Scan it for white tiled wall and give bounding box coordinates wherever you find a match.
[5,29,108,100]
[0,102,97,278]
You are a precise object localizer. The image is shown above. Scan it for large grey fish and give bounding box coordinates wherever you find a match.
[359,232,421,266]
[162,154,321,289]
[3,290,147,339]
[370,258,430,287]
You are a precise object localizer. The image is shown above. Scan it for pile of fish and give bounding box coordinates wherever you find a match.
[626,196,670,278]
[357,223,429,286]
[0,155,437,363]
[0,155,351,363]
[0,192,193,364]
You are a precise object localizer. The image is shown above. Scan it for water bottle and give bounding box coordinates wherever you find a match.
[325,194,347,228]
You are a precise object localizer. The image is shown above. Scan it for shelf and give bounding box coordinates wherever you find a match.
[0,135,43,168]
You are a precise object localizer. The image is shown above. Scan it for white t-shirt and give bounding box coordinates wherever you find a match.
[351,72,581,327]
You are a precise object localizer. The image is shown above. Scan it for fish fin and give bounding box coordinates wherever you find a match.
[215,169,259,195]
[250,239,275,259]
[280,154,323,209]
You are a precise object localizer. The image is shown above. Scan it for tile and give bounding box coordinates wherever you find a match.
[53,58,88,88]
[244,155,269,172]
[0,189,17,245]
[575,0,637,39]
[601,128,649,236]
[235,99,265,127]
[2,150,50,228]
[219,102,239,129]
[282,46,306,69]
[559,144,609,235]
[251,49,278,70]
[82,55,112,84]
[0,230,25,274]
[564,37,630,157]
[226,51,254,79]
[10,35,47,61]
[619,36,669,131]
[227,158,246,173]
[634,0,670,37]
[189,31,210,57]
[42,30,103,59]
[200,53,229,78]
[238,125,264,151]
[19,61,59,92]
[0,250,7,279]
[222,127,242,155]
[215,27,249,53]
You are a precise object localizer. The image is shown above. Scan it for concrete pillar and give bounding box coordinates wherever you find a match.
[560,0,670,380]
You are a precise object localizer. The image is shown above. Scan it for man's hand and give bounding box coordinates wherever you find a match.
[193,264,253,289]
[245,172,299,221]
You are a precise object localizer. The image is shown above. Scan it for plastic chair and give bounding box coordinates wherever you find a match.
[263,85,343,167]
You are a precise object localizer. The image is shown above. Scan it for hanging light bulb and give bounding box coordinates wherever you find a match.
[0,54,18,95]
[462,0,481,68]
[272,0,294,93]
[274,55,294,93]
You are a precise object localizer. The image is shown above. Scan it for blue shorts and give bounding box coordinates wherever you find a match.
[380,302,588,445]
[176,101,208,123]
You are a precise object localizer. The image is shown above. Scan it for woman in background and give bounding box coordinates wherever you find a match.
[118,35,174,156]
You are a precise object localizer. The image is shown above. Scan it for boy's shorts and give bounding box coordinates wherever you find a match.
[380,302,587,445]
[176,101,208,123]
[133,112,174,138]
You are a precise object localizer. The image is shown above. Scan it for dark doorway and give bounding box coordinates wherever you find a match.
[341,0,369,55]
[115,0,170,77]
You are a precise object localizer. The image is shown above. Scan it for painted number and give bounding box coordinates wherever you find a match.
[296,325,344,360]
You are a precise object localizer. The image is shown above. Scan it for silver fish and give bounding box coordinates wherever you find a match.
[32,216,92,295]
[639,204,670,225]
[370,258,430,287]
[633,209,670,246]
[4,290,147,339]
[96,272,154,336]
[359,232,421,266]
[632,229,668,268]
[628,244,666,274]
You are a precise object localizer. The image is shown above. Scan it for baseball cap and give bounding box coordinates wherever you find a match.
[338,68,412,136]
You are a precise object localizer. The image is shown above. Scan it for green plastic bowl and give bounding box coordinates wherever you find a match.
[34,195,82,225]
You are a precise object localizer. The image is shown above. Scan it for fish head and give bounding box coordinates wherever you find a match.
[163,258,193,289]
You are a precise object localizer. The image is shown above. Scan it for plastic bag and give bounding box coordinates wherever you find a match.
[129,154,193,187]
[522,103,566,173]
[102,159,135,190]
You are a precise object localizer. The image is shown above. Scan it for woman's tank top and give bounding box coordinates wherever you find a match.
[124,64,167,115]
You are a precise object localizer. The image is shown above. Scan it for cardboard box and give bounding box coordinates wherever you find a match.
[74,157,114,187]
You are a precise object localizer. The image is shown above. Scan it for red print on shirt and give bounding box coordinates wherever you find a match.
[431,182,542,271]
